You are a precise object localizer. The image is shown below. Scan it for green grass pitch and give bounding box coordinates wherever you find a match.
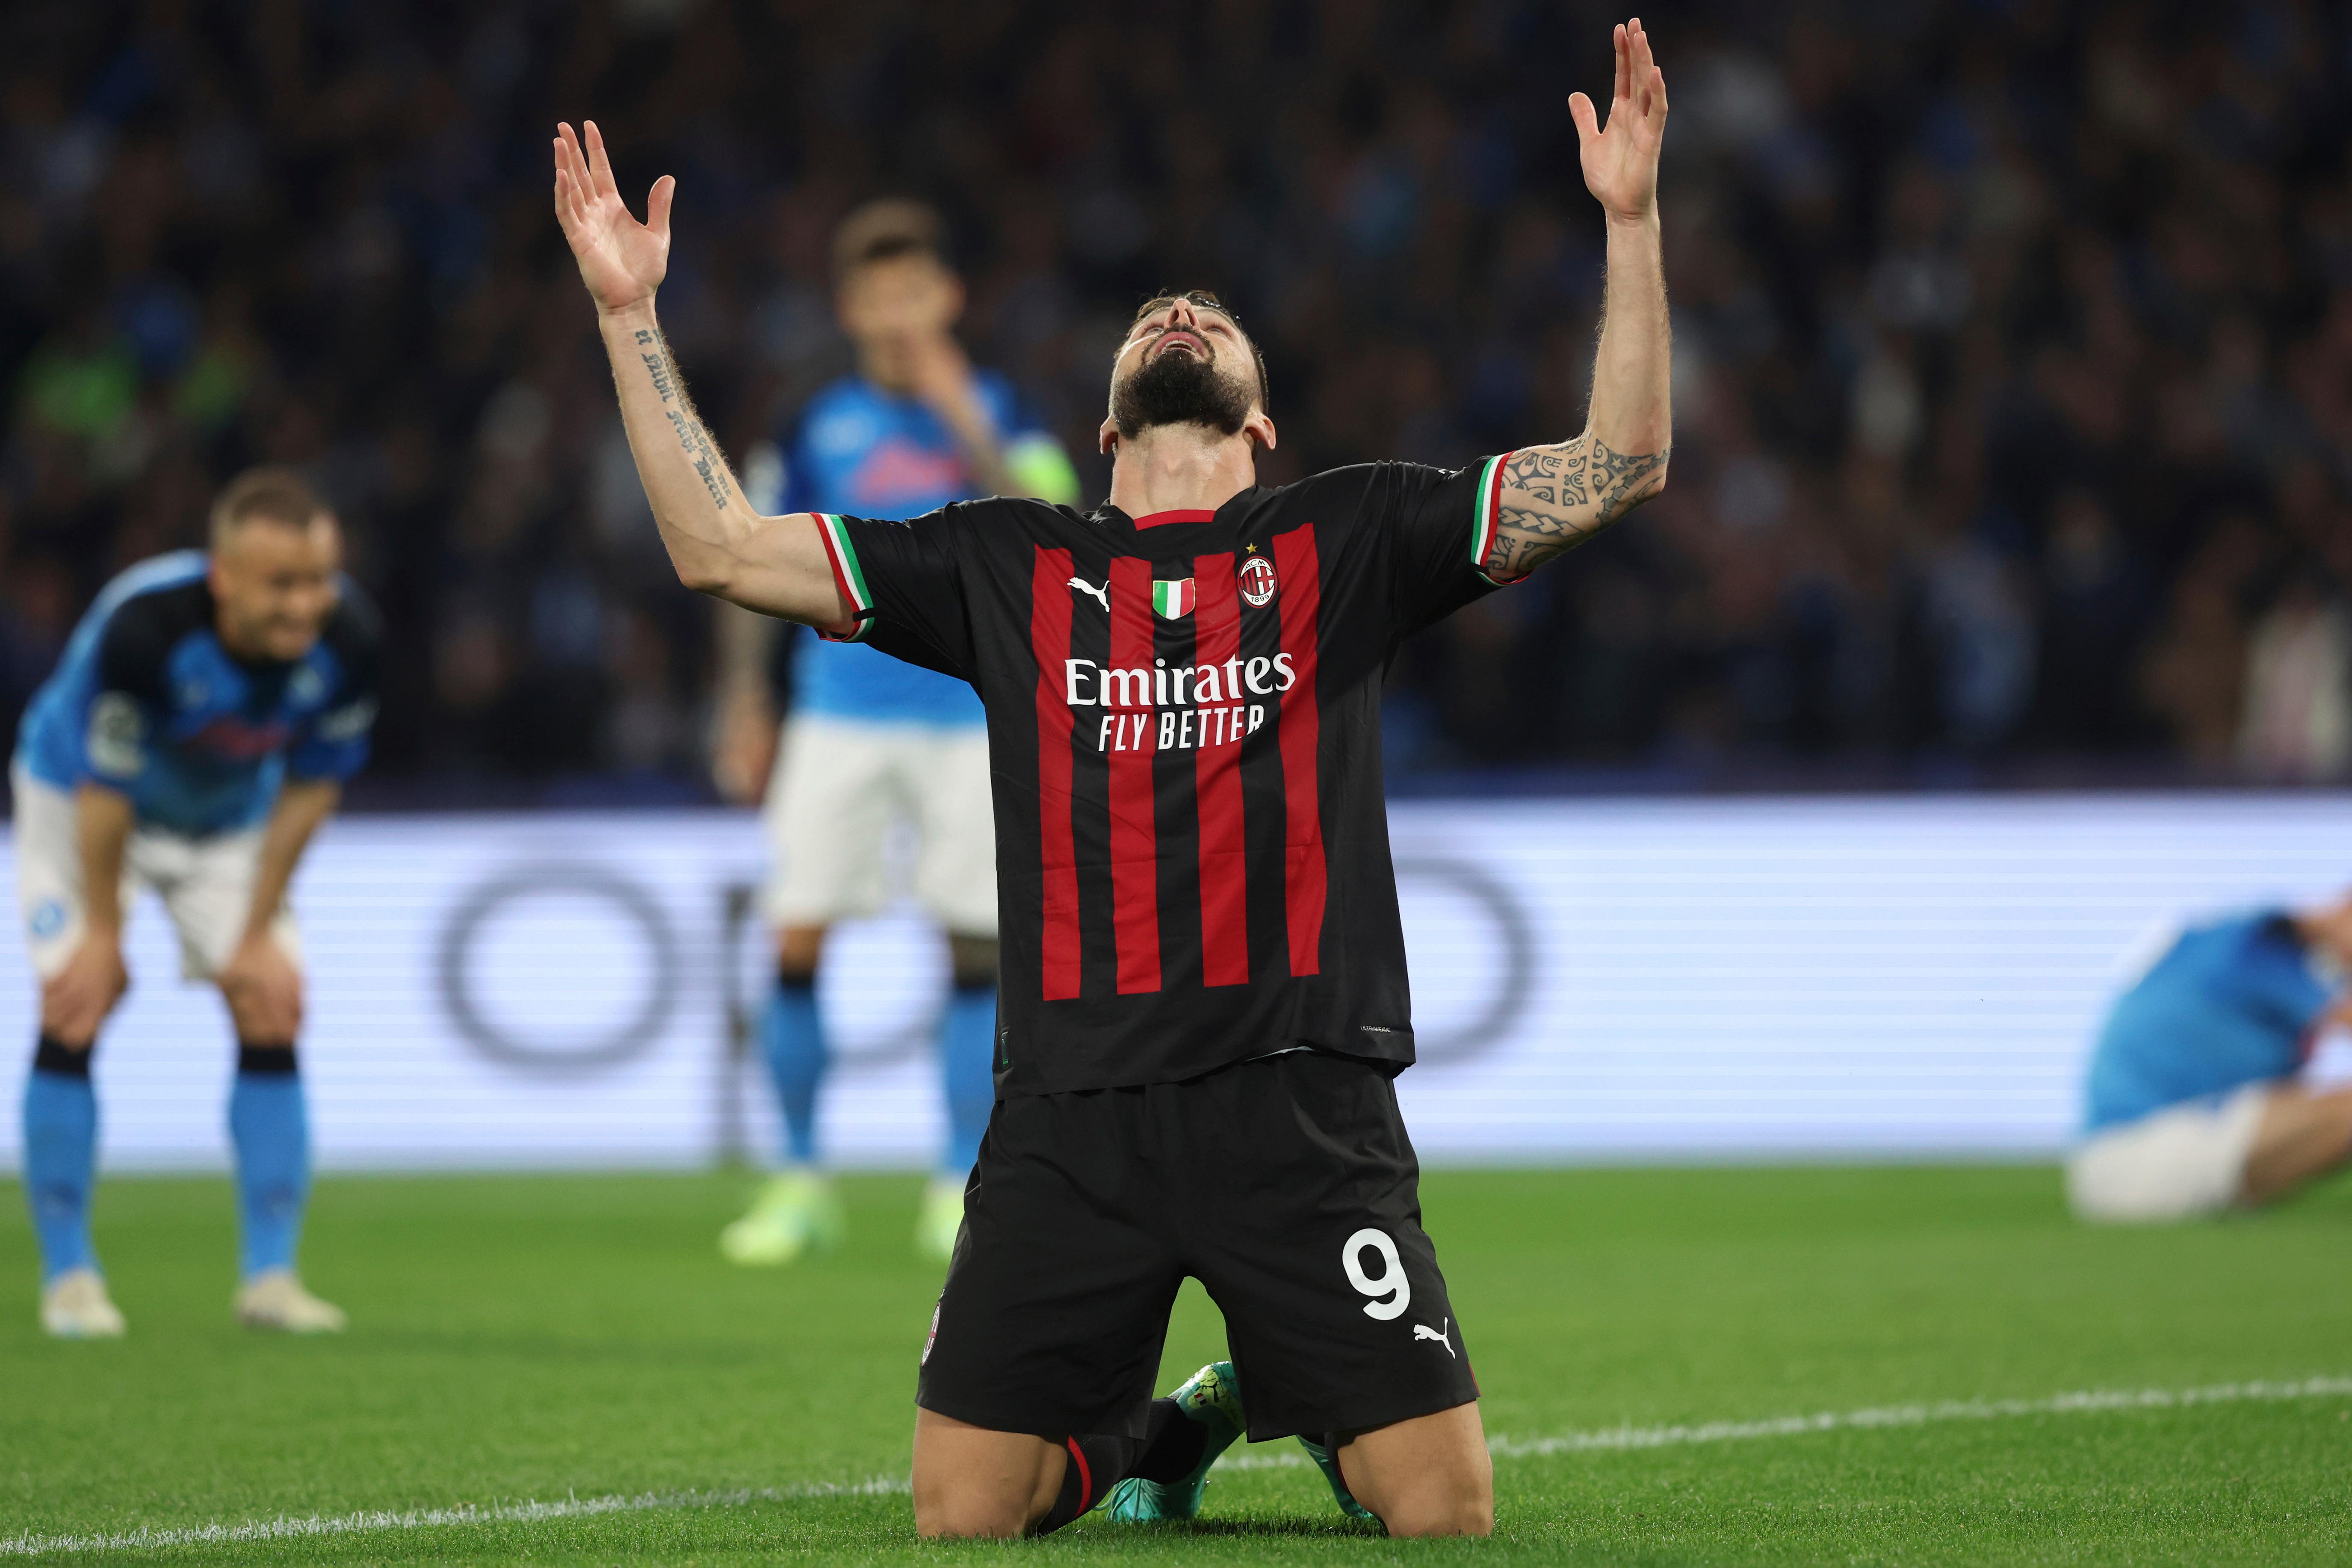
[5,1165,2350,1564]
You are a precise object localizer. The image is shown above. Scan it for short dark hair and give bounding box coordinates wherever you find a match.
[832,198,949,280]
[209,466,330,548]
[1127,290,1271,415]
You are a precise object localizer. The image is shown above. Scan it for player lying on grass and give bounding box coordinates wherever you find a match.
[13,468,378,1338]
[555,15,1668,1537]
[2070,894,2352,1222]
[711,198,1081,1270]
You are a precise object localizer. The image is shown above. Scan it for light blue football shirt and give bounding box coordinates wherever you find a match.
[771,372,1063,726]
[2081,912,2339,1134]
[15,551,380,835]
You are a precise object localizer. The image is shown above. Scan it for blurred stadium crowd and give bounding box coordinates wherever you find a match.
[1,0,2349,800]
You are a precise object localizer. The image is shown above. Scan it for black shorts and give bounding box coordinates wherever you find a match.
[915,1049,1479,1443]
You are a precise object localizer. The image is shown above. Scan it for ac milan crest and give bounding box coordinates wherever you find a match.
[1238,554,1278,607]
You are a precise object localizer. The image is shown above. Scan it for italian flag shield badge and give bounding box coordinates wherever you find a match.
[1152,579,1196,619]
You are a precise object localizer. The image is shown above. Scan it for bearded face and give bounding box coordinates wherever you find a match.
[1108,304,1263,440]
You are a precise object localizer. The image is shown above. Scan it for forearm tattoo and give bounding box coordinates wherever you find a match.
[633,327,734,510]
[1485,435,1668,578]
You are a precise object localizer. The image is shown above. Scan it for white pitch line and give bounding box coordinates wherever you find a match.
[1213,1373,2352,1469]
[0,1479,908,1559]
[7,1375,2349,1557]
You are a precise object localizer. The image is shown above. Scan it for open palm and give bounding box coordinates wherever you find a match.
[553,120,674,316]
[1571,19,1668,224]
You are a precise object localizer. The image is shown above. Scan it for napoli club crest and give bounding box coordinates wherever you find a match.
[1238,555,1278,608]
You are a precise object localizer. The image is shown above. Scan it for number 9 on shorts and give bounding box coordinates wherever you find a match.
[1342,1227,1411,1320]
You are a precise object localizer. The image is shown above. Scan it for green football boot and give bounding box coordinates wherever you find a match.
[1296,1434,1378,1521]
[913,1176,965,1264]
[1106,1361,1246,1522]
[718,1171,844,1266]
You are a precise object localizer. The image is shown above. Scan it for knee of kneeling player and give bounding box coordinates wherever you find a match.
[1357,1446,1493,1538]
[1378,1488,1495,1538]
[910,1479,1035,1540]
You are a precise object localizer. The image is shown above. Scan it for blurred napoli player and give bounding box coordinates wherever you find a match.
[12,468,378,1335]
[2070,895,2352,1222]
[711,200,1078,1264]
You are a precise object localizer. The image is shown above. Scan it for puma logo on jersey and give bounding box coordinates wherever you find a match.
[1067,576,1110,612]
[1414,1318,1454,1356]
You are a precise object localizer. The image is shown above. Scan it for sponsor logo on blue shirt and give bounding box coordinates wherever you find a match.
[775,375,1054,728]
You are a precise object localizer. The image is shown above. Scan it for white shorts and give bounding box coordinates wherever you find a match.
[761,716,996,936]
[2065,1084,2270,1223]
[10,763,301,983]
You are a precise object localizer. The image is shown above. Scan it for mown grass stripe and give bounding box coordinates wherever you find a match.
[9,1375,2349,1556]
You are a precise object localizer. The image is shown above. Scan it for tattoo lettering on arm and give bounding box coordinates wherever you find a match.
[633,326,734,510]
[1484,435,1667,579]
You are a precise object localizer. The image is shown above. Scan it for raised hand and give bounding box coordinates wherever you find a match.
[1569,18,1668,225]
[552,120,673,316]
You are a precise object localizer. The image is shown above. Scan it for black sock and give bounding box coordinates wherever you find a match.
[1032,1398,1206,1533]
[33,1034,92,1077]
[1035,1433,1139,1533]
[236,1042,299,1075]
[1132,1396,1209,1482]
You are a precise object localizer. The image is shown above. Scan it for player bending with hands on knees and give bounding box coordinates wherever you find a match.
[14,468,378,1337]
[712,200,1080,1269]
[556,15,1667,1538]
[2070,894,2352,1222]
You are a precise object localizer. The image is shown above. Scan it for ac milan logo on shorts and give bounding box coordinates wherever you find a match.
[922,1300,942,1365]
[1238,555,1277,607]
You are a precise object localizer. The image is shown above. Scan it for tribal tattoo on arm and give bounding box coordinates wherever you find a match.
[1483,436,1669,581]
[632,326,735,511]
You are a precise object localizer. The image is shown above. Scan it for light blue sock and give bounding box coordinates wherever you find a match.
[23,1054,98,1285]
[940,981,998,1175]
[228,1050,310,1281]
[761,978,826,1166]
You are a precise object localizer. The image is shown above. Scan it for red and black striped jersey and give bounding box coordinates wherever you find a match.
[816,456,1519,1095]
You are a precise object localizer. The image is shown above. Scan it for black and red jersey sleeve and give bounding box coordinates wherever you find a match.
[811,505,976,681]
[1365,456,1520,639]
[93,585,189,707]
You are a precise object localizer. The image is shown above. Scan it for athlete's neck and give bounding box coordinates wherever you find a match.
[854,339,915,396]
[1106,424,1258,520]
[207,588,276,666]
[213,615,293,669]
